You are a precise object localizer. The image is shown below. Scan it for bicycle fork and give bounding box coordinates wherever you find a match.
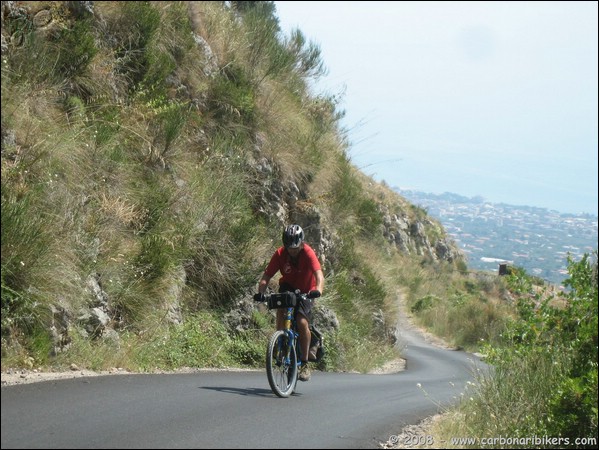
[275,330,297,365]
[277,306,298,367]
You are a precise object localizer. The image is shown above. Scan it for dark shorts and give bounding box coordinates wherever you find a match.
[279,283,313,322]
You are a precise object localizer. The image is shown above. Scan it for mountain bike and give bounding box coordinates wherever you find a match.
[255,290,322,398]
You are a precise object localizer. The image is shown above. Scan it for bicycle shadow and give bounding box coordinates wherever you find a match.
[201,386,302,398]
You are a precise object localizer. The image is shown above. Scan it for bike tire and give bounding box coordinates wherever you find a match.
[266,330,298,398]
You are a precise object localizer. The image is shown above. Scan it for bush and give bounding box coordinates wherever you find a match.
[477,252,598,445]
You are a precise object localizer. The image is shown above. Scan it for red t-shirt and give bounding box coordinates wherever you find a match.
[264,243,321,293]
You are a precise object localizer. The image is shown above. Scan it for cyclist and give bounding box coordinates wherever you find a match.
[255,224,324,381]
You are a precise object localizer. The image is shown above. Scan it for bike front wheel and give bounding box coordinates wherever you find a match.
[266,330,298,398]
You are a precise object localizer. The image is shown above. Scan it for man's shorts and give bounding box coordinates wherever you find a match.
[279,283,313,322]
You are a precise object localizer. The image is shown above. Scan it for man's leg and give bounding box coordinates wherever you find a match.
[296,313,311,361]
[276,309,284,330]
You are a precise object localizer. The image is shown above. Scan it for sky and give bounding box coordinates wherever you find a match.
[274,1,598,216]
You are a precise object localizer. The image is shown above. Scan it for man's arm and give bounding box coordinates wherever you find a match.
[314,269,324,293]
[258,274,271,294]
[260,250,281,294]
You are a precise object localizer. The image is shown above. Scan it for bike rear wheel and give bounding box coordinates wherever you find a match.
[266,330,298,398]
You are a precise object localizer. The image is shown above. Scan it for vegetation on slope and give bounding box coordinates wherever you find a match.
[429,254,598,448]
[1,0,453,372]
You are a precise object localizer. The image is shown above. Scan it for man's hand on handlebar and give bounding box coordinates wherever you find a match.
[254,290,319,302]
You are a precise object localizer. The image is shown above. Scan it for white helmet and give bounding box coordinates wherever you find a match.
[282,224,304,249]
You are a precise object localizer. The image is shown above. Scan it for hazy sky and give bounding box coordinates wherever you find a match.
[274,1,598,215]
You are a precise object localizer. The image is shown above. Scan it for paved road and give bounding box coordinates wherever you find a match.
[1,327,484,449]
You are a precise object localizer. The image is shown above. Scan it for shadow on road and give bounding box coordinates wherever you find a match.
[201,385,298,398]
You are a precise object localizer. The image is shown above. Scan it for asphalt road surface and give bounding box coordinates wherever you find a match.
[1,326,484,449]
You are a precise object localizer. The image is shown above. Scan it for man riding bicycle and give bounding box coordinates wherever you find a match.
[255,224,324,381]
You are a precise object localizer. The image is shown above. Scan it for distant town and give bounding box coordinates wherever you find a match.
[395,189,598,287]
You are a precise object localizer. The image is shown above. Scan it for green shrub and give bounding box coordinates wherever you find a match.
[472,252,599,445]
[208,64,256,127]
[54,19,98,78]
[1,186,54,341]
[411,294,439,313]
[113,2,161,88]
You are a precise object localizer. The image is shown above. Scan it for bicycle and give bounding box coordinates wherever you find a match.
[255,290,322,398]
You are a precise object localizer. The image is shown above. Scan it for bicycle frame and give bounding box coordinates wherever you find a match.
[279,292,312,362]
[278,305,301,364]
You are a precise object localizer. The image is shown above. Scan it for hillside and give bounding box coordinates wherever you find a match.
[1,1,465,372]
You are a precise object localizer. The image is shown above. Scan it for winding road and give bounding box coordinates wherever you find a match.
[1,324,485,449]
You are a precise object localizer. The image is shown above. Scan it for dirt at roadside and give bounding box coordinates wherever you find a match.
[0,365,260,386]
[1,366,130,386]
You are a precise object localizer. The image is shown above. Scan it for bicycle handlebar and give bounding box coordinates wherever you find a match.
[253,289,320,302]
[253,290,320,309]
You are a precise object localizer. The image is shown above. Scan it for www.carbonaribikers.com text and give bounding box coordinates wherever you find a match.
[450,436,597,447]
